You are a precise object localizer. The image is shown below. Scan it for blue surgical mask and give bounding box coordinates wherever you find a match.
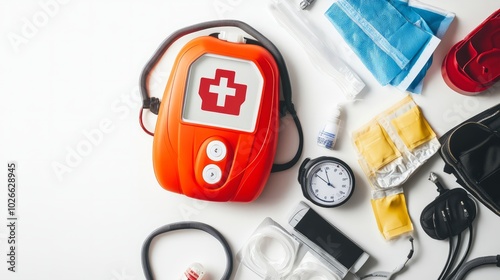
[390,0,455,93]
[325,0,454,93]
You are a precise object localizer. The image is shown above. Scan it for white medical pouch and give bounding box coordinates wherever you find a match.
[352,95,440,239]
[352,95,440,190]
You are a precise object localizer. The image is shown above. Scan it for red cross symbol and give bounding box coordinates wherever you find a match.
[198,69,247,116]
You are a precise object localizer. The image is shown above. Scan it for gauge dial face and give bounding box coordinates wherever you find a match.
[306,159,354,207]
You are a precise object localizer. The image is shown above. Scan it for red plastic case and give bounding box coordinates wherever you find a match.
[442,9,500,95]
[152,36,280,202]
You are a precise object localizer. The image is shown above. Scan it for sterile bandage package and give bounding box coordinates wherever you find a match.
[325,0,455,93]
[288,252,341,280]
[236,217,346,280]
[352,95,440,239]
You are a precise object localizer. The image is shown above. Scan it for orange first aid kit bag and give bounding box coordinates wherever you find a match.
[139,20,303,202]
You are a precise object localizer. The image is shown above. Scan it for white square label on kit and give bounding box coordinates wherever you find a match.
[182,54,264,133]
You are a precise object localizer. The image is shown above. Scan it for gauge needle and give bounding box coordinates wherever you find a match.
[316,170,334,187]
[315,174,329,185]
[325,170,333,186]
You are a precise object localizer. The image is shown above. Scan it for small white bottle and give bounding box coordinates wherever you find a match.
[317,104,342,150]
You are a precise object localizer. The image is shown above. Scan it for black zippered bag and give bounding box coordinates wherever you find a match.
[439,103,500,217]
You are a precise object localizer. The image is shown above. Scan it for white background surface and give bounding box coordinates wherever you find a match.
[1,0,499,279]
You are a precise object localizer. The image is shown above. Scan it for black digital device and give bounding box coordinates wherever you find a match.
[288,201,369,278]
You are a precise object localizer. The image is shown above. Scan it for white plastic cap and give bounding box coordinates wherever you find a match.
[328,104,342,121]
[218,31,246,43]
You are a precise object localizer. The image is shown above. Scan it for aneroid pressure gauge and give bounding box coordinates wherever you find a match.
[298,156,355,208]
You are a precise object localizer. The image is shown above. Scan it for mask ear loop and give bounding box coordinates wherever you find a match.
[352,236,415,280]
